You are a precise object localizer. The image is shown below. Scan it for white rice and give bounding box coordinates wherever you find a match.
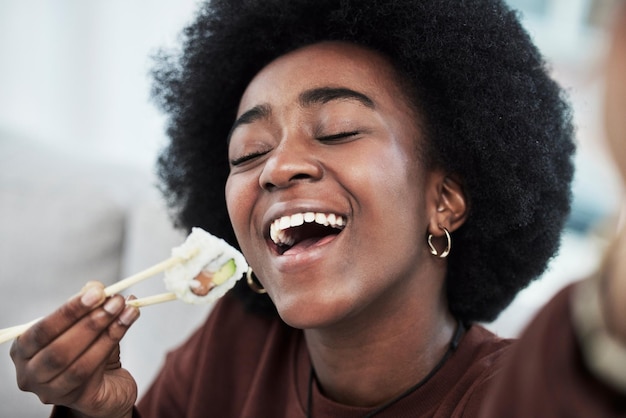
[163,227,248,304]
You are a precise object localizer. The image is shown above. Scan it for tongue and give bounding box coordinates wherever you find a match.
[282,235,337,255]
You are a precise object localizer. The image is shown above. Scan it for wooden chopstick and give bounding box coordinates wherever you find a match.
[126,292,178,308]
[0,318,42,345]
[104,256,183,296]
[0,256,187,346]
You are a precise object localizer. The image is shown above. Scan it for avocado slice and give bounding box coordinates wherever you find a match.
[212,258,237,285]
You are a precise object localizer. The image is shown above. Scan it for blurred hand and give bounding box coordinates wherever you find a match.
[604,2,626,183]
[603,3,626,344]
[10,282,140,418]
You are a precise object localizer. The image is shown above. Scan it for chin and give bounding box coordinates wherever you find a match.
[273,295,355,330]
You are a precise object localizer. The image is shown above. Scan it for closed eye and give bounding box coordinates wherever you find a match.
[317,131,360,142]
[230,150,270,166]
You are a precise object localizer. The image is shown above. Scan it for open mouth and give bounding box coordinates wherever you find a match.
[269,212,346,255]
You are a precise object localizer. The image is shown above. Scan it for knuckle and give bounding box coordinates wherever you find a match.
[57,300,85,323]
[17,363,46,393]
[9,339,23,361]
[83,312,107,333]
[38,349,68,372]
[36,376,81,406]
[15,372,32,392]
[28,323,54,349]
[105,322,128,344]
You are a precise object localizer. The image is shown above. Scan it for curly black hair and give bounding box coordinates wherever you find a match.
[152,0,575,323]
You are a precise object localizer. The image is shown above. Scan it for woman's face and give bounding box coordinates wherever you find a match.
[226,42,446,329]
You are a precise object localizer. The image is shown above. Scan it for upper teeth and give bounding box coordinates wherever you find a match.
[270,212,345,246]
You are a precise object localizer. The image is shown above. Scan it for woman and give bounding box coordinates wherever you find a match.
[9,0,625,416]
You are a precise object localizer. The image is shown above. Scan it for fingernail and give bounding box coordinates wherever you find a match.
[81,286,103,307]
[119,306,140,326]
[103,296,124,314]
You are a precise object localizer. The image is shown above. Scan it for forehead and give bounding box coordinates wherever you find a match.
[237,42,411,115]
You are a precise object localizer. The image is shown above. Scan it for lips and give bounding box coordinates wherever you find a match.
[269,212,346,255]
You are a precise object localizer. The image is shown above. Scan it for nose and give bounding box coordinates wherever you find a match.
[258,137,323,191]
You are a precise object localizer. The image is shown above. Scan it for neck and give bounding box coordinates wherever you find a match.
[303,288,456,408]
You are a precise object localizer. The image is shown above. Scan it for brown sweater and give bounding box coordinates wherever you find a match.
[52,284,626,417]
[478,284,626,417]
[136,293,510,417]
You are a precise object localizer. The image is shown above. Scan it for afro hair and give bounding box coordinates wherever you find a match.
[152,0,576,323]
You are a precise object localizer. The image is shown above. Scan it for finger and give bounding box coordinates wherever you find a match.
[22,295,133,384]
[105,296,138,372]
[32,305,140,407]
[11,282,106,361]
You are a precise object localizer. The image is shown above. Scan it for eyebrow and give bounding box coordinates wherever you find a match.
[228,104,271,142]
[228,87,375,141]
[298,87,375,108]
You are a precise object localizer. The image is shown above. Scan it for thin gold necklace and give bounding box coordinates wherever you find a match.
[306,320,465,418]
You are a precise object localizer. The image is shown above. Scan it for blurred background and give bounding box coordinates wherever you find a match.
[0,0,624,416]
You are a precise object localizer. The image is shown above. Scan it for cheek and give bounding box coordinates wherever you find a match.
[366,144,422,203]
[345,143,426,234]
[225,175,254,239]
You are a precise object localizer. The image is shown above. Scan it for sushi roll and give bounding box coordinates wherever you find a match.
[163,227,248,304]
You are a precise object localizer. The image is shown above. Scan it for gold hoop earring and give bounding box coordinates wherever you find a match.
[427,226,452,258]
[246,268,267,294]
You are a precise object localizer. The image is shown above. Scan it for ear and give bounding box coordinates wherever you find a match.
[427,174,468,237]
